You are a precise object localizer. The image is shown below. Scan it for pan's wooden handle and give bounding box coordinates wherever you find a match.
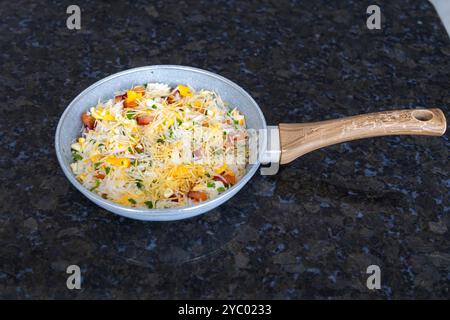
[279,108,447,164]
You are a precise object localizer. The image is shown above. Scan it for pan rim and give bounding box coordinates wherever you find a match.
[55,65,267,221]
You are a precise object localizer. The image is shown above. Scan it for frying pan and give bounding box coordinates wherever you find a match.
[55,65,447,221]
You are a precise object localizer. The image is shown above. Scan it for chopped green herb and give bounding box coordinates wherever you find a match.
[126,110,135,119]
[157,138,165,144]
[90,180,100,192]
[94,162,101,170]
[205,172,211,178]
[233,120,239,125]
[207,182,215,188]
[128,198,137,205]
[151,104,157,109]
[217,187,226,193]
[136,180,144,189]
[144,201,153,209]
[72,151,82,161]
[128,146,133,153]
[105,167,111,174]
[176,118,182,126]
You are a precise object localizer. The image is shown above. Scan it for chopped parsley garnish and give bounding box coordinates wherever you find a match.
[217,187,226,193]
[136,180,144,189]
[144,201,153,209]
[105,167,111,174]
[94,162,101,170]
[128,198,137,205]
[207,182,215,188]
[151,104,157,109]
[90,180,100,192]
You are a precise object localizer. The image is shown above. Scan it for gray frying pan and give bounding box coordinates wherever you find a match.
[55,65,447,221]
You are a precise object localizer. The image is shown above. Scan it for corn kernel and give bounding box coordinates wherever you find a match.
[177,84,192,97]
[214,163,228,174]
[106,156,130,168]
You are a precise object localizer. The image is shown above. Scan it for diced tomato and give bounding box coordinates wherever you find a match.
[95,173,105,179]
[114,94,126,103]
[167,88,180,104]
[213,173,236,186]
[194,106,206,114]
[136,115,154,125]
[133,86,146,96]
[135,144,144,153]
[223,173,236,185]
[81,112,95,130]
[124,99,138,108]
[188,191,208,202]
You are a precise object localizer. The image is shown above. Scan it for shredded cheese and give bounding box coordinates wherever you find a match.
[70,83,248,209]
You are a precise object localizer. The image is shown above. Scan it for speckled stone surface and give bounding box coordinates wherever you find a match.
[0,0,449,299]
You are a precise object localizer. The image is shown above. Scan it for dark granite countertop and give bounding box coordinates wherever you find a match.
[0,0,449,299]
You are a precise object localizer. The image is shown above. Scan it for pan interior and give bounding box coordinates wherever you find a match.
[56,65,267,220]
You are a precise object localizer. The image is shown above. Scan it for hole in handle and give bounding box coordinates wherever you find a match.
[412,110,433,121]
